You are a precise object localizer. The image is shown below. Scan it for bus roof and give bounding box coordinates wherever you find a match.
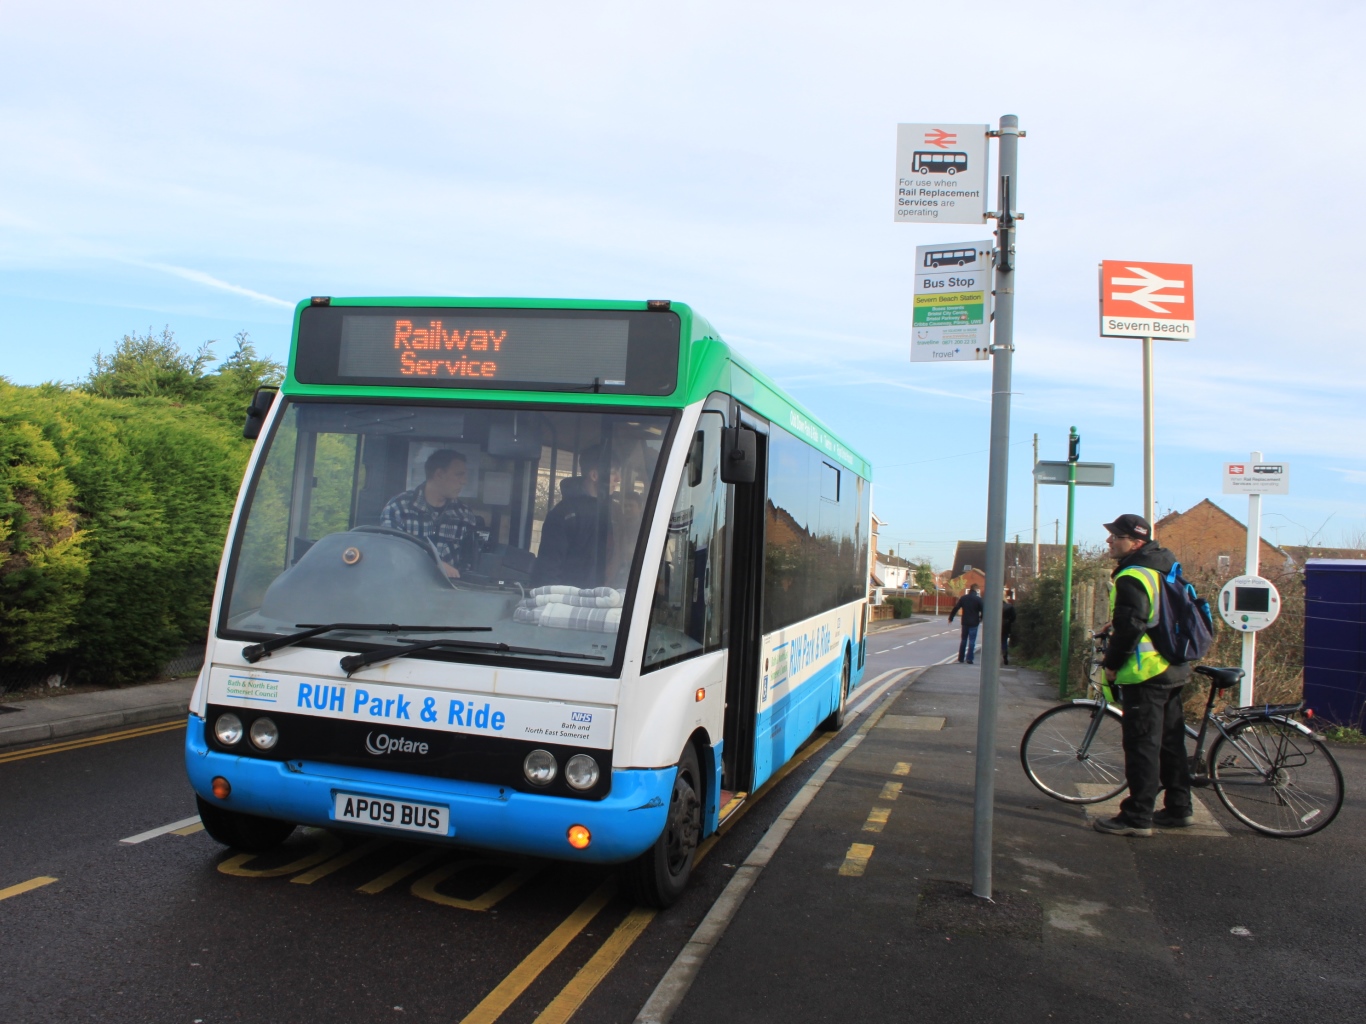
[283,296,871,479]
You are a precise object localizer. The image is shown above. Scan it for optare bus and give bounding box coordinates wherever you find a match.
[186,297,871,906]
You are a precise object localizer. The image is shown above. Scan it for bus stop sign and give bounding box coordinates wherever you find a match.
[1099,260,1195,340]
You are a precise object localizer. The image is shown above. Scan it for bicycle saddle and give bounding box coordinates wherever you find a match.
[1194,665,1244,690]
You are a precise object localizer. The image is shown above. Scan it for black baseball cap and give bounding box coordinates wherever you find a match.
[1103,514,1151,540]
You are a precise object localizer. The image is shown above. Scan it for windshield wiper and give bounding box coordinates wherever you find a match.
[340,638,605,675]
[242,623,492,664]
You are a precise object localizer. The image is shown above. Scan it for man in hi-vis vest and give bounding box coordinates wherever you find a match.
[1094,514,1194,837]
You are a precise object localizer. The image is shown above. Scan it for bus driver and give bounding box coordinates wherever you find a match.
[380,449,481,577]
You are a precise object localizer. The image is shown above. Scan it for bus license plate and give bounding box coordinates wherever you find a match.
[333,792,449,835]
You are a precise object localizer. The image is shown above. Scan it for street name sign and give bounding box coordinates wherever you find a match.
[1033,461,1115,486]
[1099,260,1195,340]
[894,124,989,225]
[911,241,993,362]
[1223,462,1290,495]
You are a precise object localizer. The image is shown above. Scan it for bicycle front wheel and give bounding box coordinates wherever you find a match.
[1020,702,1127,804]
[1210,717,1344,837]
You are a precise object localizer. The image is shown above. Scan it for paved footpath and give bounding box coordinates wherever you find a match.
[667,662,1366,1024]
[0,679,195,751]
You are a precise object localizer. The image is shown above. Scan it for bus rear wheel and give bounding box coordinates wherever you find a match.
[623,745,702,908]
[196,796,297,853]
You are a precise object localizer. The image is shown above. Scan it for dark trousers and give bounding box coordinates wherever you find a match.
[957,624,978,664]
[1117,678,1192,826]
[1001,634,1010,664]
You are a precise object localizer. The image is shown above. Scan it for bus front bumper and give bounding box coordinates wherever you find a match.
[184,716,671,864]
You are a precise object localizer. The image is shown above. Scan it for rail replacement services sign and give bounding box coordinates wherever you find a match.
[894,124,989,225]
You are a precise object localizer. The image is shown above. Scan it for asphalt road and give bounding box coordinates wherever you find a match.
[0,620,962,1024]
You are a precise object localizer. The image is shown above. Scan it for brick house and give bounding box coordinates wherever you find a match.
[949,540,1074,587]
[1153,499,1293,576]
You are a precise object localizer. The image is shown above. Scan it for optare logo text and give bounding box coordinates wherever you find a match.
[365,732,430,756]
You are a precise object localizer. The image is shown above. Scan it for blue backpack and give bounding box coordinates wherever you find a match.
[1148,562,1214,665]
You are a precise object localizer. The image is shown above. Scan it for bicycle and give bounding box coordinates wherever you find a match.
[1019,633,1345,837]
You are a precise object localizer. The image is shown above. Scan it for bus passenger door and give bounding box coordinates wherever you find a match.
[721,409,767,802]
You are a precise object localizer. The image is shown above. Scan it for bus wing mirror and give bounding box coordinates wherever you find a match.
[720,426,757,485]
[243,387,278,440]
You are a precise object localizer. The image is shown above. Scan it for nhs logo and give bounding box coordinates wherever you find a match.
[570,712,593,723]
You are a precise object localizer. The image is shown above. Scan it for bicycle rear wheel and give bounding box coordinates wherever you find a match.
[1209,717,1344,837]
[1020,702,1127,804]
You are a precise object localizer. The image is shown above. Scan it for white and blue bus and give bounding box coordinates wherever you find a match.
[186,297,871,905]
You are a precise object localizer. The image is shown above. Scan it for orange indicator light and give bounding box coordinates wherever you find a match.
[211,776,232,799]
[695,688,706,702]
[567,825,591,850]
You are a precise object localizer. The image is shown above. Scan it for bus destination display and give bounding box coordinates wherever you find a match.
[338,315,630,387]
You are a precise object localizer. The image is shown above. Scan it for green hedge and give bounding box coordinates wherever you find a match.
[0,381,250,684]
[885,595,916,618]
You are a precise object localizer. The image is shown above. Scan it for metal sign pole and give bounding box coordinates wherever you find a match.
[971,114,1021,901]
[1058,428,1078,699]
[1241,450,1263,706]
[1142,336,1156,528]
[1032,432,1040,575]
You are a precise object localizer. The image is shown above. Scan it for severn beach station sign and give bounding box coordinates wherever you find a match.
[1099,260,1196,339]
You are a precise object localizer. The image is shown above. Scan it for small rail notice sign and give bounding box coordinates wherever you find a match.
[911,241,993,361]
[1223,462,1290,495]
[1099,260,1196,340]
[894,124,989,224]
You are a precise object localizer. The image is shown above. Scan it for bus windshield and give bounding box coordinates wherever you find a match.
[222,399,673,671]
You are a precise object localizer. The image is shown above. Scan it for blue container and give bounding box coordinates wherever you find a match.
[1303,560,1366,728]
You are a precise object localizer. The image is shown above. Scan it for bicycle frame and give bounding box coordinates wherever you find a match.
[1086,632,1314,789]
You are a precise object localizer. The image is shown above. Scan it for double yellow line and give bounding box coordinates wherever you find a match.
[458,726,841,1024]
[0,719,184,765]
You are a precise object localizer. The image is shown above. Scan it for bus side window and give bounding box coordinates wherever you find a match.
[643,415,728,670]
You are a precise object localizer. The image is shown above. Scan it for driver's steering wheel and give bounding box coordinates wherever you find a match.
[351,525,456,587]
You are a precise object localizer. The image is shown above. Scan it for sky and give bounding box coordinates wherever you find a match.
[2,1,1363,569]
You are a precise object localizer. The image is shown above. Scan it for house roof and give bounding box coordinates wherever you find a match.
[1154,499,1289,558]
[949,540,1074,579]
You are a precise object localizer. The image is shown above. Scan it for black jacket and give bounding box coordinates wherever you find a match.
[531,482,609,588]
[1102,541,1191,685]
[1002,601,1016,638]
[949,591,983,627]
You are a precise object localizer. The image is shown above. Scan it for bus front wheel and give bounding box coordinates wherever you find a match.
[623,745,702,908]
[196,796,297,853]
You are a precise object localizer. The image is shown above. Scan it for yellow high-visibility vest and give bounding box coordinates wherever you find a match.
[1108,566,1172,684]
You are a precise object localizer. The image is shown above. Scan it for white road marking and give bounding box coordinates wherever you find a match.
[635,679,907,1024]
[120,815,201,845]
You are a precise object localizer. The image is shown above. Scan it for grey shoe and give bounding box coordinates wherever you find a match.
[1153,809,1195,828]
[1093,816,1153,837]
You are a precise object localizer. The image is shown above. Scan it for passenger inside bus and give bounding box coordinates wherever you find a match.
[379,448,483,578]
[531,443,620,589]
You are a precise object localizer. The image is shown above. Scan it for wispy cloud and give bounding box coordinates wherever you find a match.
[134,261,294,309]
[1327,467,1366,486]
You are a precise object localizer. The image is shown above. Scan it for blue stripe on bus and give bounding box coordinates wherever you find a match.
[183,717,672,864]
[751,642,860,793]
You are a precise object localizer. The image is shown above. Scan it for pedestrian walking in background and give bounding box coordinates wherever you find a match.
[948,584,983,665]
[1093,514,1194,838]
[1001,589,1016,665]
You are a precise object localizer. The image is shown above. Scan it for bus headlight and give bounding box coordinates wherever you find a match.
[523,749,557,786]
[564,754,600,791]
[214,713,243,746]
[249,717,279,750]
